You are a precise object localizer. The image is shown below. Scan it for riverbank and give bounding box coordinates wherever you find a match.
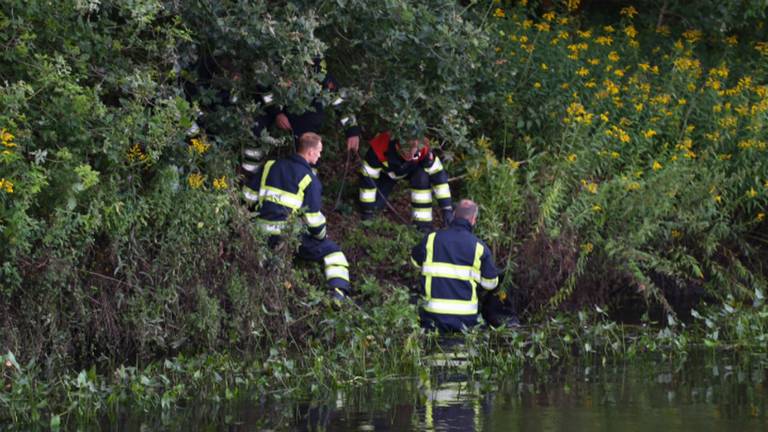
[3,296,767,428]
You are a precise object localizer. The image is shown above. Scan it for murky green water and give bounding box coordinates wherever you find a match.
[116,353,767,431]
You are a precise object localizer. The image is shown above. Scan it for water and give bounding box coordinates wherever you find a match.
[117,353,767,431]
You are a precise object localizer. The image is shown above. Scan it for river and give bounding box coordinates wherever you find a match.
[113,352,767,431]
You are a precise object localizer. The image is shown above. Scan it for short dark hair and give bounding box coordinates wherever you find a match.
[454,199,478,221]
[297,132,322,153]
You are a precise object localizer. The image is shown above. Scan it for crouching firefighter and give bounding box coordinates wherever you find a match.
[411,199,517,332]
[359,131,453,233]
[243,132,351,301]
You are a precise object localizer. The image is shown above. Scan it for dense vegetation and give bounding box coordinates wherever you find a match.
[1,0,768,426]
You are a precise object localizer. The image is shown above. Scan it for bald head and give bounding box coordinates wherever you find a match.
[454,199,479,225]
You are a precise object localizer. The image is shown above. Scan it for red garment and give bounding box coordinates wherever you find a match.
[369,131,430,163]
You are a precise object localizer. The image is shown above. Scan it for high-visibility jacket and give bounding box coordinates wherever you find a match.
[359,132,452,212]
[411,218,499,331]
[242,154,327,240]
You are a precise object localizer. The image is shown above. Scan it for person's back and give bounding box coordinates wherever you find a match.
[245,155,317,224]
[411,200,499,332]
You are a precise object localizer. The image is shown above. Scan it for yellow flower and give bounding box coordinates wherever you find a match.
[566,0,581,12]
[758,212,766,222]
[671,229,683,239]
[626,182,641,191]
[1,128,15,147]
[638,62,650,72]
[580,242,594,254]
[127,144,149,163]
[0,178,13,193]
[683,29,703,43]
[577,29,592,39]
[541,63,549,70]
[535,22,551,32]
[542,11,556,22]
[588,58,600,65]
[595,36,613,46]
[567,153,577,162]
[610,151,620,159]
[614,69,625,78]
[619,6,638,18]
[586,182,598,194]
[747,188,758,198]
[189,137,210,155]
[644,129,657,139]
[624,25,638,39]
[714,195,722,204]
[577,67,589,77]
[725,35,738,46]
[213,176,228,190]
[533,82,542,89]
[188,173,205,189]
[756,42,768,56]
[603,25,615,33]
[592,204,603,212]
[608,51,620,62]
[652,160,662,171]
[493,8,505,18]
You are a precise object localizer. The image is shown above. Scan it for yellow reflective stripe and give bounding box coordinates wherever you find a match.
[304,211,326,227]
[298,174,312,193]
[325,266,350,282]
[480,276,499,290]
[423,299,478,315]
[313,227,327,239]
[410,257,421,268]
[425,157,444,175]
[410,189,432,204]
[424,233,436,299]
[255,218,285,234]
[471,243,483,302]
[432,183,451,199]
[241,162,260,173]
[324,252,349,267]
[412,208,433,221]
[359,188,377,203]
[258,160,275,205]
[422,263,480,281]
[361,161,381,178]
[243,186,259,204]
[243,148,262,160]
[261,187,303,209]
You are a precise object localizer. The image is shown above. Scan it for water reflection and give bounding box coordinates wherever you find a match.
[115,352,767,431]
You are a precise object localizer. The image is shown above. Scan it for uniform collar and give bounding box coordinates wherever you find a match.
[289,153,311,169]
[450,218,474,232]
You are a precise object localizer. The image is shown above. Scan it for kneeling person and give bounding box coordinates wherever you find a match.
[243,132,351,300]
[359,132,453,233]
[411,200,499,332]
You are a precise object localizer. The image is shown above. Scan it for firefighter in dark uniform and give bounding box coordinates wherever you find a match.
[243,132,351,300]
[241,59,361,179]
[359,131,454,233]
[410,199,501,332]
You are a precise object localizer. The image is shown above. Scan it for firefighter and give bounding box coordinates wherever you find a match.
[243,132,351,300]
[358,131,453,233]
[410,199,500,332]
[242,58,361,179]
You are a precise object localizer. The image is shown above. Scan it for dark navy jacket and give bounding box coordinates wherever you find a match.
[243,154,327,239]
[411,218,499,331]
